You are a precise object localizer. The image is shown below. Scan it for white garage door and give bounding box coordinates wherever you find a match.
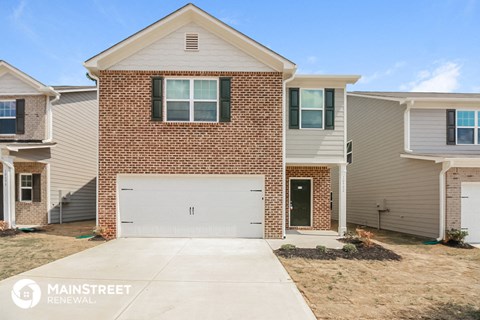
[461,182,480,243]
[118,175,264,238]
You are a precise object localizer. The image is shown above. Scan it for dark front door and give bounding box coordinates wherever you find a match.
[290,179,311,227]
[0,175,3,221]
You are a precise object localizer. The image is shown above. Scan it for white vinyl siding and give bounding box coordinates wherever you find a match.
[286,88,345,162]
[49,91,97,223]
[340,96,442,238]
[109,22,274,72]
[0,72,40,94]
[410,108,480,154]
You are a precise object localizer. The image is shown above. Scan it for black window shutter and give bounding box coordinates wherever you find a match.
[446,109,456,145]
[33,174,41,202]
[325,89,335,130]
[15,174,19,202]
[151,77,163,121]
[219,77,231,122]
[289,88,299,129]
[16,99,25,134]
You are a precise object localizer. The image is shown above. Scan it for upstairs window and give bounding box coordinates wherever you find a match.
[0,100,16,134]
[166,79,218,122]
[456,110,479,144]
[300,89,324,129]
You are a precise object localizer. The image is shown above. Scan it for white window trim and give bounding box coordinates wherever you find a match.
[299,88,324,130]
[456,110,479,145]
[0,100,16,135]
[19,173,33,203]
[289,177,313,227]
[164,78,219,123]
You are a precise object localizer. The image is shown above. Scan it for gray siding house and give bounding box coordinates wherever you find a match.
[0,61,97,227]
[335,92,480,243]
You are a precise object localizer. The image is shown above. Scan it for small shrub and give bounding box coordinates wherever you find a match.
[447,229,469,244]
[280,244,296,251]
[356,228,374,247]
[93,226,112,240]
[316,245,328,253]
[0,220,8,232]
[343,243,358,254]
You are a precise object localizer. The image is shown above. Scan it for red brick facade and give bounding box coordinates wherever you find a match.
[98,70,284,238]
[286,166,331,230]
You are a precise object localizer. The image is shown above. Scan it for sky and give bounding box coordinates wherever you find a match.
[1,0,479,92]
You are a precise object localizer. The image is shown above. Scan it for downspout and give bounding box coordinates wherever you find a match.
[282,71,296,239]
[438,161,452,241]
[403,100,413,153]
[44,90,60,143]
[87,71,100,229]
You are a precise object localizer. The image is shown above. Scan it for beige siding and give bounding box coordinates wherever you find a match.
[49,91,97,223]
[0,72,39,94]
[110,22,274,72]
[346,96,442,238]
[286,88,345,162]
[410,108,480,154]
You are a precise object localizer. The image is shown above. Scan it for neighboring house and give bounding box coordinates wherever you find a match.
[84,4,359,239]
[335,91,480,243]
[0,61,97,227]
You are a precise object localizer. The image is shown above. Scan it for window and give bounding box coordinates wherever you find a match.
[166,79,218,122]
[300,89,323,129]
[456,110,479,144]
[0,100,16,134]
[20,174,33,202]
[347,140,353,164]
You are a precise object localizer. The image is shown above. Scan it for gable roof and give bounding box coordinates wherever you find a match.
[0,60,58,96]
[84,3,296,76]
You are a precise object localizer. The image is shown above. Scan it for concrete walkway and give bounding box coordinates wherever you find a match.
[267,230,344,250]
[0,238,316,320]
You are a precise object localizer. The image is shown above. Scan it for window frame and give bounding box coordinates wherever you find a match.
[19,173,33,202]
[456,110,479,145]
[299,88,325,130]
[0,100,16,135]
[164,78,219,123]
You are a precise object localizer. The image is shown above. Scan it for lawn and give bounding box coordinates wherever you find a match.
[0,220,102,281]
[278,227,480,320]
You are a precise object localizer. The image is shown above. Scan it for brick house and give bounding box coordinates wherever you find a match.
[0,61,97,227]
[337,92,480,243]
[85,4,359,239]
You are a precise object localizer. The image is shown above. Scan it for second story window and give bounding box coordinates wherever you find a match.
[456,110,479,144]
[166,79,218,122]
[300,89,324,129]
[0,100,16,134]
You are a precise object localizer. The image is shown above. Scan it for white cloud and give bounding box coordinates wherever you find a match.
[402,62,461,92]
[358,61,406,84]
[307,56,317,64]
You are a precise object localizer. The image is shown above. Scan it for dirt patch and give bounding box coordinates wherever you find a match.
[0,229,20,237]
[0,220,101,281]
[280,228,480,320]
[275,243,402,261]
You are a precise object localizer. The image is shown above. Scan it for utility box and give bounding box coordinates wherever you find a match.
[376,198,387,211]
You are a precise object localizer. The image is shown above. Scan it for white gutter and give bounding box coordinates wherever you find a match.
[403,101,413,153]
[87,71,100,229]
[44,90,60,143]
[282,71,296,239]
[438,161,452,241]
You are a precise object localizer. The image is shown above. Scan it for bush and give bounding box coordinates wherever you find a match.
[343,244,358,254]
[280,244,296,251]
[447,229,469,244]
[316,245,328,253]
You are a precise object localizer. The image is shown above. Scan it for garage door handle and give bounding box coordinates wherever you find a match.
[250,189,262,192]
[461,196,469,198]
[121,221,133,224]
[250,222,262,225]
[121,188,133,191]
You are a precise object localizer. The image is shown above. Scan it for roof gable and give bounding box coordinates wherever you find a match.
[0,61,57,96]
[84,4,296,75]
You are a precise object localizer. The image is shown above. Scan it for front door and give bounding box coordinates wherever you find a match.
[290,179,311,227]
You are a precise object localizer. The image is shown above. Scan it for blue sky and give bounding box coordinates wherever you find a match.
[1,0,479,92]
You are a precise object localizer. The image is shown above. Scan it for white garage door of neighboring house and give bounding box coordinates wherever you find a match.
[461,182,480,243]
[118,175,264,238]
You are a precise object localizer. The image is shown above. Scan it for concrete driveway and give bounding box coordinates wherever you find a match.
[0,238,316,320]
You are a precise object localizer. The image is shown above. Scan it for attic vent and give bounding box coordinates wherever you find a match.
[185,33,199,51]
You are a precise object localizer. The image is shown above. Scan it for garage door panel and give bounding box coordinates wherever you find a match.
[461,182,480,243]
[118,175,264,238]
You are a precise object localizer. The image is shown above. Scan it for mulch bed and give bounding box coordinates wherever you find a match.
[275,240,402,261]
[443,240,476,249]
[0,229,20,237]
